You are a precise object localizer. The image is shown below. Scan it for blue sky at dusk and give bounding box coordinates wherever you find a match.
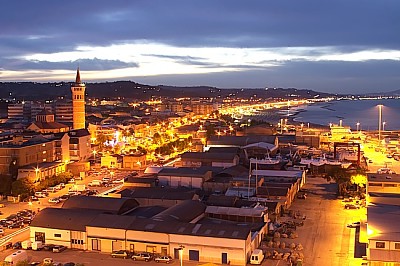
[1,0,400,93]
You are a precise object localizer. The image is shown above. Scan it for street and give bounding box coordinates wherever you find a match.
[290,176,366,266]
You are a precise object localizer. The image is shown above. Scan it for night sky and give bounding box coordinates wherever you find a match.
[1,1,400,93]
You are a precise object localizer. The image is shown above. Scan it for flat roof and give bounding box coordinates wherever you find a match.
[367,173,400,183]
[158,166,222,177]
[367,203,400,241]
[252,169,303,178]
[119,187,197,200]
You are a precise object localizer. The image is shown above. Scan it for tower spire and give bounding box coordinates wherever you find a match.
[75,67,81,84]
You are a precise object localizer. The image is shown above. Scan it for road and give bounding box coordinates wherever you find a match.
[290,176,366,266]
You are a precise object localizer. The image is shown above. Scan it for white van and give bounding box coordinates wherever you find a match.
[32,241,43,251]
[21,240,31,250]
[4,250,28,265]
[250,249,264,265]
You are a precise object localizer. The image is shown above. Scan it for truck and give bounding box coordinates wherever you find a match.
[21,240,31,250]
[4,250,28,265]
[32,241,44,251]
[249,249,264,265]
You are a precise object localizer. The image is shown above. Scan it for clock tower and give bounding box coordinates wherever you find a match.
[71,68,86,129]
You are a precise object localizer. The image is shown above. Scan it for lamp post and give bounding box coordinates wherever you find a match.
[378,104,383,143]
[356,122,360,133]
[383,121,386,131]
[179,245,184,266]
[35,167,40,182]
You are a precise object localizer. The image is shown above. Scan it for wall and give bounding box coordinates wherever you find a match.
[169,234,248,266]
[30,227,71,247]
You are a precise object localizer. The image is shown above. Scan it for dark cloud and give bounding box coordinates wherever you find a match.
[1,0,400,92]
[1,1,399,50]
[0,58,138,71]
[133,60,400,94]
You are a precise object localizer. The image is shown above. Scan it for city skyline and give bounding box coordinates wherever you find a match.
[1,1,400,94]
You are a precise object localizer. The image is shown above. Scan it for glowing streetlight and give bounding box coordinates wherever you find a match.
[93,150,97,160]
[300,123,304,131]
[35,167,40,182]
[179,245,184,266]
[378,104,383,143]
[383,121,386,131]
[356,122,360,132]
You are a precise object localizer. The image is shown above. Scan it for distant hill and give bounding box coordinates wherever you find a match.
[0,81,333,100]
[362,89,400,97]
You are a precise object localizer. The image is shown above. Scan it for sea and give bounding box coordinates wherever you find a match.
[292,99,400,131]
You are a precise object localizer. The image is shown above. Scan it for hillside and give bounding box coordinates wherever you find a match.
[0,81,333,100]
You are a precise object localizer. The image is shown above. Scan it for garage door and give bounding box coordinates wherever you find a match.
[189,250,199,261]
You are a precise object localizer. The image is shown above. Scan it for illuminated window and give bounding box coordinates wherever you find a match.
[376,242,385,248]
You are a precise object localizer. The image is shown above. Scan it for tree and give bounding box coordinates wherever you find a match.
[325,167,352,196]
[351,174,367,188]
[11,178,34,198]
[153,132,162,145]
[0,175,13,195]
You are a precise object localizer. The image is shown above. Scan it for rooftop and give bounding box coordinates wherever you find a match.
[367,173,400,183]
[367,203,400,242]
[30,208,100,231]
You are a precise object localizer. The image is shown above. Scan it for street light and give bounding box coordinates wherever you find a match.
[35,167,40,182]
[179,245,184,266]
[378,104,383,143]
[356,122,360,132]
[383,121,386,131]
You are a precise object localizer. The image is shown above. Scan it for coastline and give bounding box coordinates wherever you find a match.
[244,105,330,130]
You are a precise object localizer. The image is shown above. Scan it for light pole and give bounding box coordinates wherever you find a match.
[383,121,386,131]
[378,104,383,143]
[356,122,360,133]
[35,167,40,182]
[179,245,184,266]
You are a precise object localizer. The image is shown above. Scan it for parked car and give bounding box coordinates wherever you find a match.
[344,204,360,210]
[13,241,22,249]
[377,167,394,174]
[52,245,67,253]
[43,244,55,251]
[347,221,361,228]
[8,222,24,229]
[154,256,173,263]
[111,250,132,259]
[132,252,152,261]
[48,197,60,204]
[59,194,70,201]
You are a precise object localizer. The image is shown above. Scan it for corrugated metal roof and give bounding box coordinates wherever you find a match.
[30,208,100,231]
[205,206,266,217]
[62,196,139,215]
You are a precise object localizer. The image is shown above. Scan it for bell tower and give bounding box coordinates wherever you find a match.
[71,68,86,129]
